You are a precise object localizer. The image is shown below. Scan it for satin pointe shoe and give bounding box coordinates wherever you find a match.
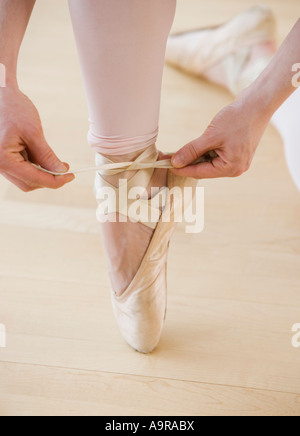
[165,4,276,95]
[94,145,198,354]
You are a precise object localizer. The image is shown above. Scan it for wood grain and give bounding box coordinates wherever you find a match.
[0,0,299,416]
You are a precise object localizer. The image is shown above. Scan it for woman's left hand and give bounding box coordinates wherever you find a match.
[171,98,271,179]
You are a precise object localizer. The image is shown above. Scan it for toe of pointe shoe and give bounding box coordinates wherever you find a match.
[111,292,166,354]
[111,260,167,354]
[111,303,166,354]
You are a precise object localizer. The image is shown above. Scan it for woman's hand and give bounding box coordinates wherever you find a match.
[171,97,271,179]
[0,87,75,192]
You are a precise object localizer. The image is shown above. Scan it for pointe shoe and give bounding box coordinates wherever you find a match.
[166,5,276,94]
[94,145,198,353]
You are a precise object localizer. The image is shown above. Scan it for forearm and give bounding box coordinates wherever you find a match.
[0,0,36,87]
[238,19,300,122]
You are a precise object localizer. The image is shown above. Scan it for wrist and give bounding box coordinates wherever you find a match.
[0,56,19,90]
[0,84,20,105]
[235,81,276,125]
[0,68,19,92]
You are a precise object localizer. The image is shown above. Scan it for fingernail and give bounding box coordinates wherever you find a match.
[54,162,68,173]
[66,174,75,182]
[172,153,185,168]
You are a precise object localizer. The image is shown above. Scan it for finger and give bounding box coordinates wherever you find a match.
[172,134,217,169]
[1,171,35,192]
[6,160,75,189]
[171,157,229,179]
[28,134,69,173]
[61,162,70,171]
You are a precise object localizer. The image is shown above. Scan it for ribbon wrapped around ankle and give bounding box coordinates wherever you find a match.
[31,150,218,176]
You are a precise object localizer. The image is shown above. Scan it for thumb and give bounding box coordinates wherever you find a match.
[172,133,216,169]
[29,134,68,173]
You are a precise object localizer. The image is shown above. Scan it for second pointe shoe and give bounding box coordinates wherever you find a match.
[95,145,198,354]
[166,5,276,94]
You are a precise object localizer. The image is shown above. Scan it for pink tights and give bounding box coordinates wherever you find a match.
[68,0,177,156]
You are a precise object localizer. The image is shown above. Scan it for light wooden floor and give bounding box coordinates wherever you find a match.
[0,0,300,416]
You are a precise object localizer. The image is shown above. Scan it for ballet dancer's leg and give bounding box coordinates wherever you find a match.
[68,0,177,295]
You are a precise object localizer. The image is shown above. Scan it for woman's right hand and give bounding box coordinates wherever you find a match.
[0,87,75,192]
